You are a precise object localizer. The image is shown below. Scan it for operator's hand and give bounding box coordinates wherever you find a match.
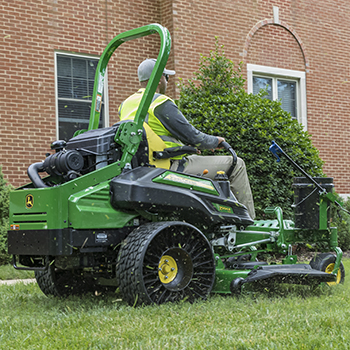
[210,137,226,152]
[217,137,225,146]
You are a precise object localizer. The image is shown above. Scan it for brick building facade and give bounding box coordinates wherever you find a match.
[1,0,349,198]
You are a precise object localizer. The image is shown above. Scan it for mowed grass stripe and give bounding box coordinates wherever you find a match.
[0,260,349,349]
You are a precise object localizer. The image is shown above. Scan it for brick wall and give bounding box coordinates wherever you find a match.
[1,0,350,197]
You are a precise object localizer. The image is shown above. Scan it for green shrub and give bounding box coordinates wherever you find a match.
[332,197,350,251]
[178,39,325,220]
[0,166,12,265]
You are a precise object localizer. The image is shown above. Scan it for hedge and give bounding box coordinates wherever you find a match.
[178,39,324,220]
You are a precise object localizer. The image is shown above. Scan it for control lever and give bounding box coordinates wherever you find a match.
[220,141,237,178]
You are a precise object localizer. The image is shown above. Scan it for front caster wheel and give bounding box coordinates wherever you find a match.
[230,277,245,295]
[310,253,345,286]
[116,221,215,306]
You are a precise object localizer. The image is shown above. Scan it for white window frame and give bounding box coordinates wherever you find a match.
[247,64,307,129]
[54,51,109,140]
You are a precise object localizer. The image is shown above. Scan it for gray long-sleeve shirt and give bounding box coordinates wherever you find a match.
[154,98,218,150]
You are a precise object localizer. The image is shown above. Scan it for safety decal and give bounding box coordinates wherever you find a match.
[95,93,102,112]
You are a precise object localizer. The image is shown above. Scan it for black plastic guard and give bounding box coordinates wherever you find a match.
[8,227,132,256]
[110,167,253,227]
[8,229,73,256]
[245,264,336,285]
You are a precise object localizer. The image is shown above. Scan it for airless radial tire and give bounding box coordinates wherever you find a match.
[116,221,216,306]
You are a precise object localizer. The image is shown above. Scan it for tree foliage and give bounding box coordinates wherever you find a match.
[178,39,324,219]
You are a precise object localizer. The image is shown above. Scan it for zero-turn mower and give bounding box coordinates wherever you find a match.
[7,24,345,306]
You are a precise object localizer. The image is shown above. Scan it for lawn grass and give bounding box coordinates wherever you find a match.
[0,260,349,350]
[0,264,34,280]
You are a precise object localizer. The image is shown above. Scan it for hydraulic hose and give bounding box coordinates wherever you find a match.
[27,162,48,188]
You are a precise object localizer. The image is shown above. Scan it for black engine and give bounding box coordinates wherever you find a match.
[27,125,122,188]
[27,121,152,188]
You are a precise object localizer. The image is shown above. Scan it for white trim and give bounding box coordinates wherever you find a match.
[54,51,109,140]
[339,194,350,201]
[247,64,307,129]
[273,6,279,24]
[104,69,109,127]
[54,52,59,140]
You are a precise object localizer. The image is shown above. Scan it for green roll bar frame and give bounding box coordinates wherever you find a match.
[75,23,172,167]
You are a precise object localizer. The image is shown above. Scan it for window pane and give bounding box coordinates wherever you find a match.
[57,77,72,98]
[72,78,88,99]
[87,60,98,79]
[58,100,104,140]
[88,79,95,98]
[72,58,87,78]
[278,80,297,119]
[57,56,71,77]
[253,77,272,100]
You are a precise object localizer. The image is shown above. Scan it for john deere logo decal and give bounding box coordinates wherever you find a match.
[26,194,34,209]
[212,203,233,214]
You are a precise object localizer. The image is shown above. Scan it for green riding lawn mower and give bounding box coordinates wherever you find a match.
[7,24,347,306]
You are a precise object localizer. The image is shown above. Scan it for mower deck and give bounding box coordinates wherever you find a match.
[244,264,336,285]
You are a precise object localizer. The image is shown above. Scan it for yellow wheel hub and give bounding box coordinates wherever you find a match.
[325,263,342,286]
[158,255,178,284]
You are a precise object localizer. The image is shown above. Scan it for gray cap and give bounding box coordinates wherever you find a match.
[138,58,176,82]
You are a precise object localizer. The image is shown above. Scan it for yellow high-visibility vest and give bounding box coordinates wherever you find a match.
[119,89,184,160]
[118,89,183,169]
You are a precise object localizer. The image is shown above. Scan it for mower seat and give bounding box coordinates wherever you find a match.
[115,120,197,170]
